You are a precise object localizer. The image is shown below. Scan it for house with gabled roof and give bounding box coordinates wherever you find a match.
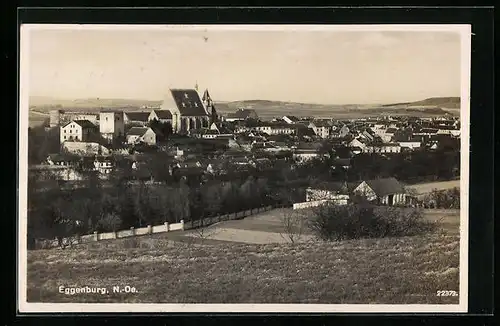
[225,108,259,122]
[201,122,235,139]
[124,112,151,126]
[282,115,300,124]
[148,109,173,124]
[126,127,159,146]
[353,177,407,206]
[60,119,98,144]
[292,141,326,162]
[413,128,439,137]
[348,137,368,152]
[309,120,332,138]
[255,123,296,136]
[160,88,210,134]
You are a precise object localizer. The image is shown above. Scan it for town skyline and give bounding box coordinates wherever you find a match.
[25,25,463,105]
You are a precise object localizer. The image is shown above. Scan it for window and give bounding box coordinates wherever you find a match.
[64,136,67,140]
[106,117,108,121]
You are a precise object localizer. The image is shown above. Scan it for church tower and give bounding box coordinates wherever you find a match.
[202,89,218,125]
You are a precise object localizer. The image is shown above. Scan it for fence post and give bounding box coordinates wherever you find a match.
[180,220,185,231]
[113,231,117,239]
[130,227,135,236]
[164,222,169,232]
[94,231,99,242]
[147,225,152,235]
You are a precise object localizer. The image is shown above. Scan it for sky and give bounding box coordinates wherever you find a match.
[25,26,464,105]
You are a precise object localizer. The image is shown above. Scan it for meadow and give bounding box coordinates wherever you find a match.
[26,208,460,304]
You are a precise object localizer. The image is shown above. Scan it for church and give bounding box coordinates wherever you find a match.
[160,86,218,134]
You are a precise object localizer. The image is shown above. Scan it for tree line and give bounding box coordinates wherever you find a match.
[27,169,295,247]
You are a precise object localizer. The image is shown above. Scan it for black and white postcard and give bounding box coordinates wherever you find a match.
[18,24,471,313]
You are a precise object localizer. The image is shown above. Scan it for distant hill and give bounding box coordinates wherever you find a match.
[28,96,460,122]
[382,97,460,110]
[29,96,162,112]
[213,100,368,119]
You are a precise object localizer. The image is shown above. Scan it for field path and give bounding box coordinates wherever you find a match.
[407,180,460,195]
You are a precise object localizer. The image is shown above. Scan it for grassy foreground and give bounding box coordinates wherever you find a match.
[27,233,459,304]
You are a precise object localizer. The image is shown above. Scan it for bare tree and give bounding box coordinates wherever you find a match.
[191,221,221,245]
[279,208,307,244]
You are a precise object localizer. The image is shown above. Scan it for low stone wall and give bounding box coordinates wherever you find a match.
[34,221,184,250]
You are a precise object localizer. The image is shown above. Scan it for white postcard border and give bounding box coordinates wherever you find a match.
[18,23,471,313]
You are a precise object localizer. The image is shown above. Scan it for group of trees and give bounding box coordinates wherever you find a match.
[289,148,460,185]
[423,187,460,209]
[347,150,460,183]
[27,169,293,245]
[28,125,60,164]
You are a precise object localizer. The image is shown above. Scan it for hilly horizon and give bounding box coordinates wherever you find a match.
[28,96,460,126]
[29,96,460,110]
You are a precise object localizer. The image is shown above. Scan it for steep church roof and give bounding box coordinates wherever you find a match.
[161,89,208,117]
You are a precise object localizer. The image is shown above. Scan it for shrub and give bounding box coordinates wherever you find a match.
[372,206,436,237]
[97,212,122,232]
[309,203,436,241]
[424,187,460,209]
[309,203,375,241]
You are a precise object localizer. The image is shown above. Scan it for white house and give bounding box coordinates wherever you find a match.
[93,156,114,178]
[413,128,439,137]
[366,144,402,154]
[255,124,295,135]
[126,127,158,145]
[399,140,421,150]
[437,127,460,137]
[60,120,97,144]
[309,121,332,138]
[348,138,368,151]
[353,177,407,206]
